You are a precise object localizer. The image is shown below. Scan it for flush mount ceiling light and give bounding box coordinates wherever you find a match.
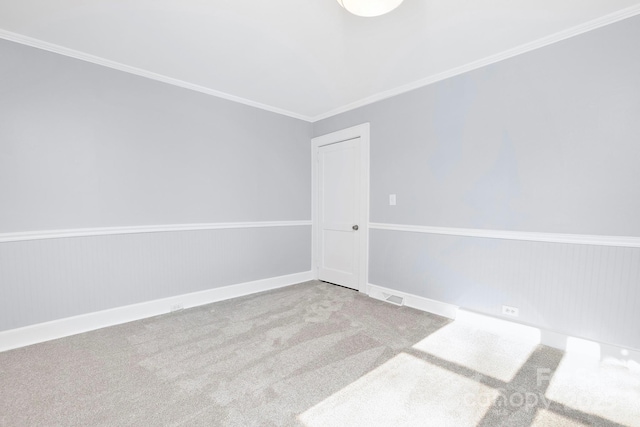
[336,0,404,17]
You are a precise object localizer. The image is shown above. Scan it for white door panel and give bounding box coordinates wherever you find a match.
[318,138,361,289]
[323,230,354,272]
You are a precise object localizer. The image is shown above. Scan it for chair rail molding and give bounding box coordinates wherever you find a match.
[0,220,312,243]
[369,222,640,248]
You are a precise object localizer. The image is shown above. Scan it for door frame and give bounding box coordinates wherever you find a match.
[311,123,370,293]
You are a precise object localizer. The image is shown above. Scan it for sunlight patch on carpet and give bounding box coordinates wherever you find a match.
[544,349,640,427]
[298,352,498,427]
[411,310,539,382]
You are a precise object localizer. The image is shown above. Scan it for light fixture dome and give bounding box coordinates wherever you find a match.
[336,0,404,17]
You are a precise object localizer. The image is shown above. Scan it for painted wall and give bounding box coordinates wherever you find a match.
[314,15,640,349]
[0,39,310,232]
[0,227,310,331]
[0,39,311,331]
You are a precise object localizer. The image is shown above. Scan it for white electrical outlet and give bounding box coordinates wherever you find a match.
[170,304,184,312]
[389,194,396,206]
[502,305,519,317]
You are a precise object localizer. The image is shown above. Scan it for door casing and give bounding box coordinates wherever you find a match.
[311,123,370,293]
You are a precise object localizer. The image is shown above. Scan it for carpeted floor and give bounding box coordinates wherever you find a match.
[0,281,638,426]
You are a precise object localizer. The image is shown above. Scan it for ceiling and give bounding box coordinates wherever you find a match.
[1,0,640,121]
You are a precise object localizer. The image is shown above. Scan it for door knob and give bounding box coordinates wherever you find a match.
[352,225,359,231]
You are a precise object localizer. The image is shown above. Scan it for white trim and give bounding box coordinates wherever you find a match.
[311,4,640,121]
[367,283,458,320]
[0,29,313,122]
[3,5,639,124]
[0,220,312,243]
[0,270,313,353]
[368,284,640,361]
[312,124,370,293]
[369,222,640,248]
[456,309,640,363]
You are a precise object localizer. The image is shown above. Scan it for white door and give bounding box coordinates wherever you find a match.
[317,138,362,289]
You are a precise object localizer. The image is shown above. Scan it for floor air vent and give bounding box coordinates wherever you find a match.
[383,293,404,306]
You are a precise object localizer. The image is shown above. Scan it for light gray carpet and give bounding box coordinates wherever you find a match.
[0,281,637,426]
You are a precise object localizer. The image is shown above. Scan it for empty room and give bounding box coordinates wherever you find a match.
[1,1,639,426]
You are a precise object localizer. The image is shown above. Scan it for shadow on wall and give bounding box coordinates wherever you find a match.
[464,132,523,230]
[429,76,477,181]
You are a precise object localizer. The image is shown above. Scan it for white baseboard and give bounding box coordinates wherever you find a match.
[539,327,640,363]
[367,283,459,319]
[0,271,313,353]
[368,283,640,363]
[458,309,640,364]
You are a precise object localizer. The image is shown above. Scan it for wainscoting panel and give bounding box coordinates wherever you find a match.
[369,228,640,350]
[0,225,311,332]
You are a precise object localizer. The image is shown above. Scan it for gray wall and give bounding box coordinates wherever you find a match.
[370,229,640,349]
[0,39,310,233]
[0,227,310,331]
[314,16,640,349]
[0,39,311,331]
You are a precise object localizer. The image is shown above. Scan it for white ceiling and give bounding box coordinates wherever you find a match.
[1,0,640,121]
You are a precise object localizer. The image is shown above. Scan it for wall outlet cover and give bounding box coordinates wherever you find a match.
[502,305,519,317]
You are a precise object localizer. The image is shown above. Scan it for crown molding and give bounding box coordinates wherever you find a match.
[311,4,640,121]
[2,3,639,124]
[0,29,314,122]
